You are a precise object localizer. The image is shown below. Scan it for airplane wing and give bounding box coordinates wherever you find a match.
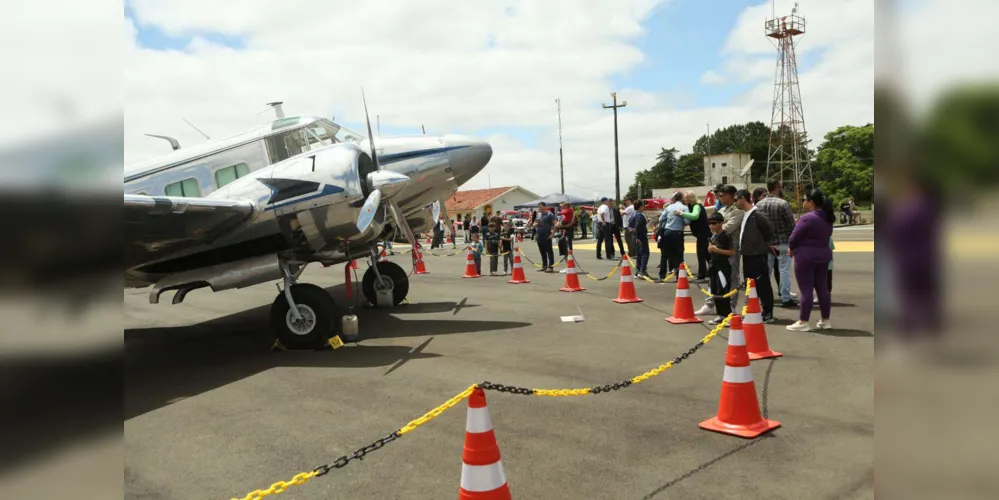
[124,194,254,271]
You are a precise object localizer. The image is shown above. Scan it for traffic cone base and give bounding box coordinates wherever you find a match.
[699,413,781,439]
[666,265,702,323]
[612,256,642,303]
[743,281,782,360]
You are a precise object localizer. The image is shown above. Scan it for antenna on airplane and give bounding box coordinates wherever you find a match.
[265,101,285,119]
[145,134,181,151]
[421,124,426,135]
[182,118,211,140]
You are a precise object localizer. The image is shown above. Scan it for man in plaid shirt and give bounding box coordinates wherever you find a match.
[755,180,798,307]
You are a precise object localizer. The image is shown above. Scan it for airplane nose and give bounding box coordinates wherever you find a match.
[444,135,492,186]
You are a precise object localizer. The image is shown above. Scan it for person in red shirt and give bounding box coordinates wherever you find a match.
[556,202,575,256]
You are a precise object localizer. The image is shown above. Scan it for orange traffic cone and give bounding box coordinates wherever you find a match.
[612,255,642,304]
[350,259,359,270]
[743,278,782,360]
[379,249,389,263]
[559,250,585,292]
[413,247,429,275]
[507,247,530,284]
[699,314,781,438]
[463,247,481,278]
[458,388,511,500]
[666,264,702,324]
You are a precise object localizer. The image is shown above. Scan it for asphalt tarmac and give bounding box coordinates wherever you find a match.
[124,243,874,500]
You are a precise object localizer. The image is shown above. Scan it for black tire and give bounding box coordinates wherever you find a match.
[362,261,409,306]
[270,283,337,350]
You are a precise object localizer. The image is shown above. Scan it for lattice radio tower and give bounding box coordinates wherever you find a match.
[765,1,813,212]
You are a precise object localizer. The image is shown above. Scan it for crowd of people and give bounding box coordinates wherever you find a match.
[417,180,839,332]
[519,181,837,332]
[646,181,837,332]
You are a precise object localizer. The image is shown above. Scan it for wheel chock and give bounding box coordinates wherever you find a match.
[270,335,345,352]
[325,335,345,349]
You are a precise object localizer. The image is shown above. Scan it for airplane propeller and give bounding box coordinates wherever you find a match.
[354,88,410,234]
[353,89,422,260]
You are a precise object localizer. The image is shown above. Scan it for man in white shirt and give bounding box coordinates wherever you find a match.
[622,198,635,258]
[595,197,614,260]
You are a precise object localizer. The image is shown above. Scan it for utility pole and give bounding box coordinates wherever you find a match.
[637,181,643,199]
[556,98,565,194]
[602,92,627,202]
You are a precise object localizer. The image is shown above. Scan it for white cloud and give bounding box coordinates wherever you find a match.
[124,0,876,197]
[700,70,726,85]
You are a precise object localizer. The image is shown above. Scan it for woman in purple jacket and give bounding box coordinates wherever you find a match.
[787,189,835,331]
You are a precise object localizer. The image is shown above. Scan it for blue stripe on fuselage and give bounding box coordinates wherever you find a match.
[265,183,345,210]
[378,145,468,165]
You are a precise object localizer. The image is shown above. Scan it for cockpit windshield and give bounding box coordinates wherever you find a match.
[264,119,367,164]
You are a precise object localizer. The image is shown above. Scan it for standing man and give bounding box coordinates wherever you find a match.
[622,198,636,258]
[734,189,776,323]
[533,201,556,272]
[579,208,590,239]
[656,191,688,280]
[756,180,797,307]
[628,201,650,277]
[557,202,575,253]
[611,201,626,257]
[596,197,615,260]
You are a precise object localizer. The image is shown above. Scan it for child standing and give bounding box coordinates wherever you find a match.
[469,232,484,275]
[705,212,735,325]
[500,220,515,275]
[485,226,501,276]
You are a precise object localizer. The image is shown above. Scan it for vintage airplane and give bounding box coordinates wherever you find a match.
[124,98,489,349]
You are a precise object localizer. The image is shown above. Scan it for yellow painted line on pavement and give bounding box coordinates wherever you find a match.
[567,241,874,253]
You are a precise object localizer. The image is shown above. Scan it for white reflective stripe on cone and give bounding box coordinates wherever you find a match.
[566,267,576,274]
[748,287,758,299]
[465,407,493,433]
[728,328,745,346]
[460,461,508,492]
[513,263,522,269]
[676,289,690,298]
[744,312,763,324]
[621,275,633,283]
[679,268,688,277]
[723,365,754,383]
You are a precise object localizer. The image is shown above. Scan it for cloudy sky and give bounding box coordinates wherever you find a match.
[123,0,880,197]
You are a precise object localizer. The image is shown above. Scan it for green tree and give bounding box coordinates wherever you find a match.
[812,124,874,205]
[919,85,999,197]
[692,121,772,182]
[626,147,686,199]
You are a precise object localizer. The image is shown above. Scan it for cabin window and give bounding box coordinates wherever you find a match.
[164,178,200,197]
[722,162,728,167]
[215,163,250,188]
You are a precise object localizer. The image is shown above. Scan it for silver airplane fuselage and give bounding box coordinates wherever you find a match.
[123,116,491,288]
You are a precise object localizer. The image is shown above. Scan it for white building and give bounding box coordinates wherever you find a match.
[445,186,541,223]
[704,153,752,188]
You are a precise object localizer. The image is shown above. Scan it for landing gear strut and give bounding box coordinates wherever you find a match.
[270,261,339,349]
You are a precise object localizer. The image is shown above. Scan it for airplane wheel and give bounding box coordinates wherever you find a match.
[362,261,409,306]
[270,283,337,350]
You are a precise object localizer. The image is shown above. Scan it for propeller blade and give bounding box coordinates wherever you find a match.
[431,200,441,222]
[361,87,378,168]
[356,189,382,233]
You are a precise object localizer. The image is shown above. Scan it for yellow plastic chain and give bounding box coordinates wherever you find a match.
[397,384,478,435]
[630,313,733,385]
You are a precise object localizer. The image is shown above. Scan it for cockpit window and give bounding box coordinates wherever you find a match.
[264,120,367,164]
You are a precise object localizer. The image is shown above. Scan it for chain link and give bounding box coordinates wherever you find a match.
[233,312,739,499]
[573,258,622,281]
